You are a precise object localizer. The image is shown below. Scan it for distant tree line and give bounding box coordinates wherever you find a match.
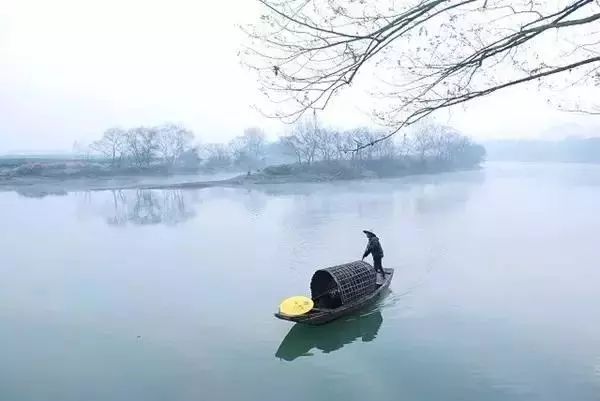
[87,118,484,172]
[201,127,268,170]
[87,124,271,171]
[89,123,197,168]
[277,115,485,168]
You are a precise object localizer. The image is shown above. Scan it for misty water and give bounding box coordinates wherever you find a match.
[1,162,600,401]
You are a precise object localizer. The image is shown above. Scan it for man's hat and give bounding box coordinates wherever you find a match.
[362,230,376,237]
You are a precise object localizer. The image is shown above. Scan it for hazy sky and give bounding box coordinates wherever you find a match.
[1,0,597,153]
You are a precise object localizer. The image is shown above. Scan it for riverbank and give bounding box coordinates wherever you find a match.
[0,157,236,196]
[0,158,482,197]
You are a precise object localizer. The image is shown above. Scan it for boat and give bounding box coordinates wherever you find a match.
[275,260,394,325]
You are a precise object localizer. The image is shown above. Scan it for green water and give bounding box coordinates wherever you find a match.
[1,163,600,401]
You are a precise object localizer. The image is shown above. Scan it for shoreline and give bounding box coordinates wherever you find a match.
[0,165,482,198]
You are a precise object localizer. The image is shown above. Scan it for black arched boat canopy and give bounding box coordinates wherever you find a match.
[310,261,377,308]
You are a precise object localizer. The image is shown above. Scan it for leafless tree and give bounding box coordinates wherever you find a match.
[332,131,354,160]
[89,124,195,168]
[373,137,398,160]
[90,128,127,166]
[279,135,303,163]
[286,114,320,164]
[410,121,441,162]
[351,128,398,160]
[229,136,247,165]
[126,127,160,168]
[229,127,267,169]
[156,123,195,166]
[315,128,339,161]
[273,136,302,163]
[406,119,484,164]
[243,127,267,161]
[243,0,600,147]
[345,127,380,160]
[558,102,600,115]
[201,143,232,169]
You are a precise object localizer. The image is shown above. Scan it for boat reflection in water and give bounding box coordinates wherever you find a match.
[275,309,383,361]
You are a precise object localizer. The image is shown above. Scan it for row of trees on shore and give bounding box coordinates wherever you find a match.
[85,117,484,171]
[279,117,485,167]
[86,124,269,170]
[88,124,195,168]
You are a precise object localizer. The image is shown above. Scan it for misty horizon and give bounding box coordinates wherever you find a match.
[2,119,600,156]
[2,0,600,153]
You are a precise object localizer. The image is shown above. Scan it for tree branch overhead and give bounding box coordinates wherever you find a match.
[242,0,600,147]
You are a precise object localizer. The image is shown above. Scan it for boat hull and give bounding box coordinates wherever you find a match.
[275,268,394,325]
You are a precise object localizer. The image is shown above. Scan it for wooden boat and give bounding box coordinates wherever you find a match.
[275,261,393,325]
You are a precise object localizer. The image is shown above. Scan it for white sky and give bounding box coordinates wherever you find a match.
[0,0,597,153]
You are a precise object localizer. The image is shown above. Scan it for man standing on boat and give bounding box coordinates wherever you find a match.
[362,230,385,277]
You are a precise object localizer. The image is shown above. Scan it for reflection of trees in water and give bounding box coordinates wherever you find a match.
[107,189,196,226]
[16,188,68,198]
[275,309,383,361]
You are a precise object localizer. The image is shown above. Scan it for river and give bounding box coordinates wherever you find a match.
[1,163,599,401]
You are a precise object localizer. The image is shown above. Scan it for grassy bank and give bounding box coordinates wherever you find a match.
[228,157,483,185]
[0,158,211,180]
[0,155,483,197]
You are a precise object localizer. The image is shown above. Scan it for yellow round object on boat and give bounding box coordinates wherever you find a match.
[279,296,314,316]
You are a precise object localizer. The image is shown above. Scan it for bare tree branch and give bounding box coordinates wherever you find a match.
[558,105,600,114]
[242,0,600,147]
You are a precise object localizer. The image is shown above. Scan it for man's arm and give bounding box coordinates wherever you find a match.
[362,241,372,260]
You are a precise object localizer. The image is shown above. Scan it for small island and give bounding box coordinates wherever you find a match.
[0,120,485,196]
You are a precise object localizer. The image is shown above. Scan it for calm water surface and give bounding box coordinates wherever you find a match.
[1,163,600,401]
